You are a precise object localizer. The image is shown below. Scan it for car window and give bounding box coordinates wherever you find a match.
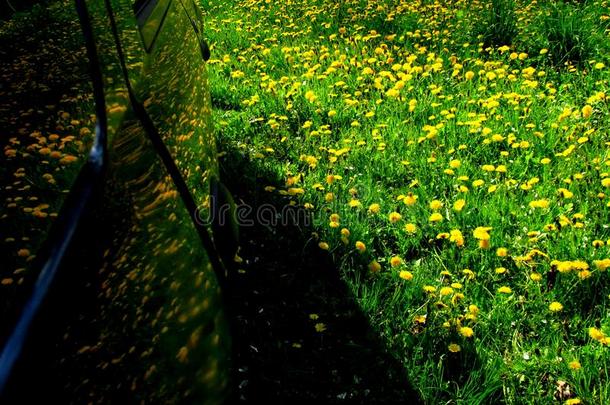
[133,0,172,52]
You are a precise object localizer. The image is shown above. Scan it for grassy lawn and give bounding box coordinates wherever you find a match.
[203,0,610,402]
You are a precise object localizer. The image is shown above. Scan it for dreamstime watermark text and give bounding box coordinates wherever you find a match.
[195,197,312,227]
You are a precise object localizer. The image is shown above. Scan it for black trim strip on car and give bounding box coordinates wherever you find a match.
[178,0,210,60]
[0,0,108,393]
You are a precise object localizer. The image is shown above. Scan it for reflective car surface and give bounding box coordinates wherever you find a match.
[0,0,232,403]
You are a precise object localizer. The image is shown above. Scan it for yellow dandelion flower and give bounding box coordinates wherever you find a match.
[440,286,454,296]
[348,199,362,208]
[413,315,427,324]
[557,188,574,198]
[304,90,317,103]
[386,88,400,98]
[462,269,475,279]
[326,174,338,184]
[529,199,550,209]
[594,259,610,270]
[449,229,464,247]
[369,260,381,273]
[448,343,461,353]
[589,327,606,341]
[429,199,443,210]
[473,227,492,240]
[549,302,564,312]
[389,212,402,223]
[404,223,417,233]
[496,247,508,257]
[459,326,474,338]
[403,193,418,206]
[368,203,381,214]
[429,212,443,222]
[498,286,512,294]
[568,360,581,370]
[453,199,466,212]
[399,270,413,281]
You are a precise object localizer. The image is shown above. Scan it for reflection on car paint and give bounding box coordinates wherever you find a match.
[1,0,229,402]
[0,0,95,343]
[56,113,229,403]
[108,0,218,214]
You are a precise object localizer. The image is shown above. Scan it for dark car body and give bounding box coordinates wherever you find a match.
[0,0,232,403]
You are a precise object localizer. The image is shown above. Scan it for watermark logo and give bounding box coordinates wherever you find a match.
[195,196,312,227]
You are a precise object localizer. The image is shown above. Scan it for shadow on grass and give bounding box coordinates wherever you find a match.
[218,146,422,404]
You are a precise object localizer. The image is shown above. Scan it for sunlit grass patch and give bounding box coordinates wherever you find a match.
[204,0,609,401]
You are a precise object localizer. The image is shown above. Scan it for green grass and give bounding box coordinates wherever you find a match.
[475,0,519,48]
[541,1,605,67]
[1,0,609,402]
[203,0,610,403]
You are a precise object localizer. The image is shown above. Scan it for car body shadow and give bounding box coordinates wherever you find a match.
[219,146,422,404]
